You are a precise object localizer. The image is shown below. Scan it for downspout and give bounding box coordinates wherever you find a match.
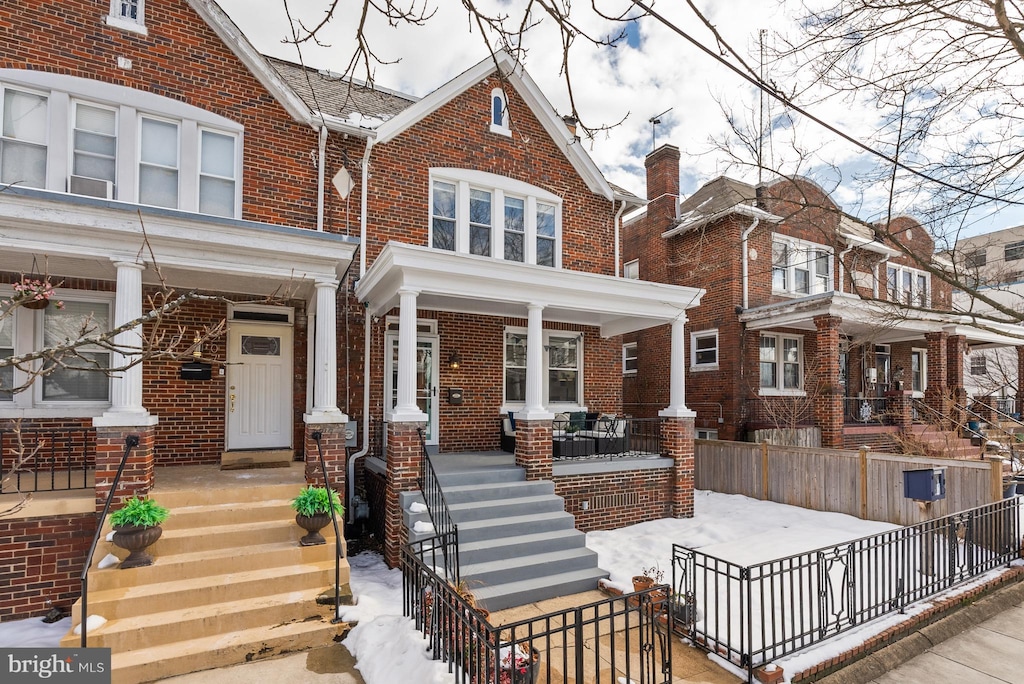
[316,124,327,232]
[614,200,626,277]
[838,243,855,295]
[874,255,891,299]
[347,137,375,523]
[741,218,760,310]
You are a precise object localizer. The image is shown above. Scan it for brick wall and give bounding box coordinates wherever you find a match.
[553,468,672,532]
[0,513,95,621]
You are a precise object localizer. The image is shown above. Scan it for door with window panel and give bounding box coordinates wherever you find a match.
[385,336,438,445]
[226,323,293,450]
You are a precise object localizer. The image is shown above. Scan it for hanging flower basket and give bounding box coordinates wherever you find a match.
[9,276,63,311]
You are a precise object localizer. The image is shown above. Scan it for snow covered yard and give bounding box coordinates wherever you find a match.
[1,490,1020,684]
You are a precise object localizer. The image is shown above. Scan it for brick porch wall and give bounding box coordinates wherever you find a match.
[383,421,425,568]
[553,468,672,532]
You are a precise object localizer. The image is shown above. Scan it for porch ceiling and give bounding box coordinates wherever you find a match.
[356,242,706,337]
[0,187,359,300]
[738,291,1024,347]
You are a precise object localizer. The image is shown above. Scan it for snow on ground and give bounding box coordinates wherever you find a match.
[0,490,1018,684]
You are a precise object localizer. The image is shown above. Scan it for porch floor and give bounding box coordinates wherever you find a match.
[427,450,515,475]
[152,461,307,495]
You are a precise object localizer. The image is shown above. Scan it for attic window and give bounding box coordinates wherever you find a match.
[106,0,148,35]
[490,88,510,136]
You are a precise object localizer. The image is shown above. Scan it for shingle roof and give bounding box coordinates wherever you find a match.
[266,57,418,128]
[677,176,758,223]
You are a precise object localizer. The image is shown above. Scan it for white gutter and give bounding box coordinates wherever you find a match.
[741,218,760,309]
[348,136,375,522]
[316,125,327,231]
[614,200,626,277]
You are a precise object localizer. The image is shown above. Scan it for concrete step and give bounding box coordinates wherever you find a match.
[462,547,600,588]
[442,480,555,505]
[145,519,302,555]
[455,511,578,543]
[71,560,335,623]
[458,528,586,565]
[435,466,526,487]
[161,498,295,529]
[86,538,343,591]
[152,483,301,508]
[472,567,609,612]
[107,616,347,684]
[449,494,566,522]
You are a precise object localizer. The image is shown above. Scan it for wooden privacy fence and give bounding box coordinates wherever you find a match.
[695,440,1003,526]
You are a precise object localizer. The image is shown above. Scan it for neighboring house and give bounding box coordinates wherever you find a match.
[0,0,706,638]
[952,225,1024,415]
[623,145,1024,450]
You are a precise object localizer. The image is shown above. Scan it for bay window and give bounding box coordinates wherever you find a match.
[760,333,802,393]
[504,329,583,406]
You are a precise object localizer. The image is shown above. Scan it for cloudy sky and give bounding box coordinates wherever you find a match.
[214,0,1021,239]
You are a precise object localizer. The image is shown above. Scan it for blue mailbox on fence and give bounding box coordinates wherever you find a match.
[903,467,946,501]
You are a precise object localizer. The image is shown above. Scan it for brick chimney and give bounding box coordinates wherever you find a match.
[645,144,680,227]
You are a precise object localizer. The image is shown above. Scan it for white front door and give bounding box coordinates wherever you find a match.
[226,322,293,450]
[385,333,439,446]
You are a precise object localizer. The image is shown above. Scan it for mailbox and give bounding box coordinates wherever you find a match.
[448,387,464,405]
[180,362,212,381]
[344,420,358,448]
[903,467,946,501]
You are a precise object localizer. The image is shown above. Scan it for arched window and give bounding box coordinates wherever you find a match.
[490,88,509,135]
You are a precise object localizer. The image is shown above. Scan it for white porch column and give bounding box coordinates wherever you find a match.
[660,315,696,418]
[304,278,348,423]
[94,260,157,427]
[519,303,554,420]
[390,287,428,422]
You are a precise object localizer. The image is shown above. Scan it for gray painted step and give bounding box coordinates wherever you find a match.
[449,495,566,522]
[471,567,610,612]
[435,466,526,487]
[455,511,578,543]
[458,529,586,565]
[442,480,555,504]
[461,547,600,587]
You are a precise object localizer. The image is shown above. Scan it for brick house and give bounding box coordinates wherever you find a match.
[624,145,1024,451]
[0,0,705,644]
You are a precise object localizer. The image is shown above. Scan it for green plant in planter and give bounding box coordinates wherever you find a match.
[109,497,169,569]
[290,486,343,517]
[291,486,343,546]
[110,497,169,528]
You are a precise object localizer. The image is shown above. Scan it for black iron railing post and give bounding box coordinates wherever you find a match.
[80,434,139,647]
[310,430,344,624]
[415,427,459,584]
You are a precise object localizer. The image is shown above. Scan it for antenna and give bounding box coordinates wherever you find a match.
[649,107,673,151]
[758,28,766,187]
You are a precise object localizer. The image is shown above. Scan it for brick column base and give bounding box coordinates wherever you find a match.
[886,390,913,433]
[661,416,695,518]
[94,426,155,512]
[514,419,553,481]
[383,421,426,568]
[303,422,348,497]
[814,315,843,448]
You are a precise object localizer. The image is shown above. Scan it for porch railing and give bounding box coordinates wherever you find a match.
[403,537,673,683]
[843,397,887,425]
[672,496,1022,682]
[416,427,459,584]
[551,416,662,460]
[310,431,345,624]
[0,426,96,493]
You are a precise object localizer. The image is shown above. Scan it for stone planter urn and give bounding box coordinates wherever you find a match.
[112,524,163,568]
[295,513,332,546]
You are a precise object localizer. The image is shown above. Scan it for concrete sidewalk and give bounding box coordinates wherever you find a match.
[155,643,365,684]
[819,579,1024,684]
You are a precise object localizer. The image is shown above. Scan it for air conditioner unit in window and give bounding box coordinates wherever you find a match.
[68,175,114,199]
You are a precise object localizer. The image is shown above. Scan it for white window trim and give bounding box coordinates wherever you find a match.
[197,126,242,218]
[886,263,930,307]
[911,347,928,398]
[696,428,718,440]
[690,329,719,371]
[0,287,114,418]
[771,234,833,297]
[106,0,148,35]
[623,259,639,279]
[489,88,510,136]
[70,99,119,192]
[759,332,805,396]
[0,84,50,189]
[501,326,585,411]
[429,169,562,268]
[622,342,637,375]
[137,113,181,209]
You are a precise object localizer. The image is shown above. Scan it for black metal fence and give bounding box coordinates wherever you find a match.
[403,536,674,683]
[0,426,95,492]
[551,416,662,461]
[416,429,460,583]
[843,397,888,425]
[671,496,1022,681]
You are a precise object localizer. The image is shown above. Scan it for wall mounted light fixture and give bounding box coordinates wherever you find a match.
[448,351,462,369]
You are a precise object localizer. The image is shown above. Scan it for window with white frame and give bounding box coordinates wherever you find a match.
[0,73,243,215]
[759,333,802,393]
[911,348,927,394]
[504,329,582,406]
[623,259,639,279]
[430,170,562,267]
[622,342,637,374]
[696,428,718,440]
[771,236,832,295]
[970,352,988,376]
[490,88,509,135]
[886,264,929,307]
[107,0,147,34]
[691,330,718,369]
[0,291,113,411]
[0,86,48,189]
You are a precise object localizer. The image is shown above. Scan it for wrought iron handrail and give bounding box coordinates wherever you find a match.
[912,398,984,442]
[79,434,139,647]
[673,496,1022,681]
[310,431,345,624]
[416,427,459,584]
[958,400,1023,471]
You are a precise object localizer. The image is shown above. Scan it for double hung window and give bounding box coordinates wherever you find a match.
[760,333,802,393]
[772,236,832,295]
[886,265,930,307]
[504,329,582,406]
[1,87,48,189]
